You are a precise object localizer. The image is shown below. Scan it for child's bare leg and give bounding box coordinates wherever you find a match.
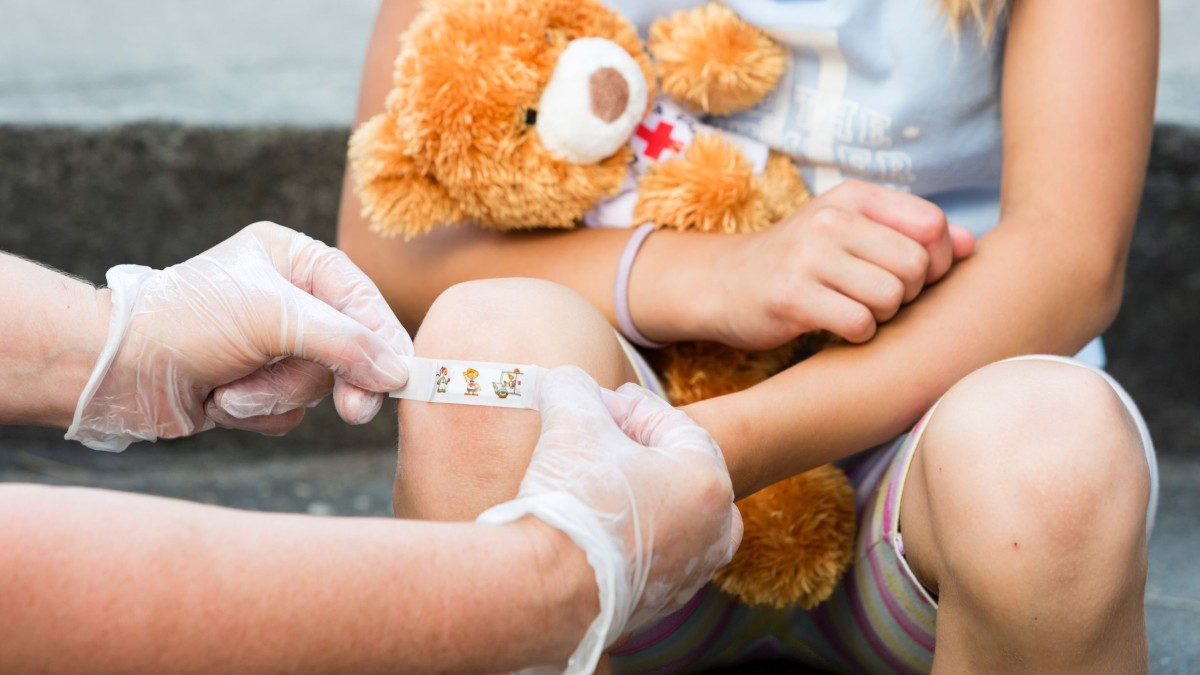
[900,359,1153,673]
[393,278,638,522]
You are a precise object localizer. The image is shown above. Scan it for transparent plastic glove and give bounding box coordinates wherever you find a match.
[478,367,742,675]
[65,222,412,451]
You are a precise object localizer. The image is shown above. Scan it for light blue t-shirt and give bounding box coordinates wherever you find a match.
[604,0,1106,365]
[607,0,1005,235]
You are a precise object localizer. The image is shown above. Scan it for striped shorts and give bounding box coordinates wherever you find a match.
[610,353,1160,674]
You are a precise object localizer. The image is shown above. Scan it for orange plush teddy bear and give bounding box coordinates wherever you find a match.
[350,0,855,610]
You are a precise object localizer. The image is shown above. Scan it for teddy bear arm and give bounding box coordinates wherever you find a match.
[634,133,770,234]
[349,112,464,239]
[649,3,788,116]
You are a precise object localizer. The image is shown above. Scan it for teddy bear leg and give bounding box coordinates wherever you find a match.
[392,278,639,522]
[715,465,857,609]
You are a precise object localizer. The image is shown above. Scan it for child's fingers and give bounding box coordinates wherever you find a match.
[827,180,956,283]
[821,255,909,324]
[841,221,930,303]
[801,284,879,343]
[949,224,976,259]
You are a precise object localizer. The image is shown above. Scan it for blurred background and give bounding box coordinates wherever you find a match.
[0,1,1197,672]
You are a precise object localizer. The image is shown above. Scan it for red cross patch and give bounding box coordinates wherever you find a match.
[635,120,685,161]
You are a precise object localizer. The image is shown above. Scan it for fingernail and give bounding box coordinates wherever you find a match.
[218,390,261,419]
[353,392,383,425]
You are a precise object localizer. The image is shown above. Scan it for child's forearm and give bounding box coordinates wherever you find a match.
[687,218,1127,498]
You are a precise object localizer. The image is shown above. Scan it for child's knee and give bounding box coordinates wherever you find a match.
[905,358,1151,604]
[393,278,637,521]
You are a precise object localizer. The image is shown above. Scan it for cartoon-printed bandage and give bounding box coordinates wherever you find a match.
[391,357,545,410]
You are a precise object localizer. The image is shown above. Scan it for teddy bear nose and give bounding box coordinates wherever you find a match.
[590,67,630,123]
[536,38,649,165]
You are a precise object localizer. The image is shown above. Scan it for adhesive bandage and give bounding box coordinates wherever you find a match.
[391,357,547,410]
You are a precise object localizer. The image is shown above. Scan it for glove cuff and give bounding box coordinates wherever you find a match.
[64,264,158,452]
[478,492,632,675]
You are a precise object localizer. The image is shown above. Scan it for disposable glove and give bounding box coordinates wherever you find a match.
[478,367,742,675]
[65,222,412,451]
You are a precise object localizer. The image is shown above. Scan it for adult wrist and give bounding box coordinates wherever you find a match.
[39,284,112,430]
[513,516,601,663]
[480,494,626,674]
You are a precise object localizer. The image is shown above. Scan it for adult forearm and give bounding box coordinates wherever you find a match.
[0,484,596,674]
[691,219,1125,497]
[0,253,109,428]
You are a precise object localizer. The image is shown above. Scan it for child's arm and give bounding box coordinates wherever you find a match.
[687,0,1159,497]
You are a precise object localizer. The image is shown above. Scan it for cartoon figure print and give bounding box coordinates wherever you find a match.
[435,365,451,394]
[462,368,482,396]
[492,368,523,399]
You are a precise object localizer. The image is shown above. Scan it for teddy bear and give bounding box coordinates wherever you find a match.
[349,0,856,611]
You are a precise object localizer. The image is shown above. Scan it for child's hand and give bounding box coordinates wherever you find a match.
[708,180,974,349]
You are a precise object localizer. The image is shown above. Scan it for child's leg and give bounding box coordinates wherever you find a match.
[393,278,640,522]
[610,355,1156,675]
[900,357,1155,673]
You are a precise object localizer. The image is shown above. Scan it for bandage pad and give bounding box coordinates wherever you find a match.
[391,357,545,410]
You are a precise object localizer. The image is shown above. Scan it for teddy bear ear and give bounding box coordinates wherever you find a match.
[348,112,464,240]
[649,4,787,116]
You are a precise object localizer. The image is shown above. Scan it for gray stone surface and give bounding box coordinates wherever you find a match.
[1159,0,1200,126]
[1147,454,1200,675]
[0,0,1197,126]
[0,0,377,126]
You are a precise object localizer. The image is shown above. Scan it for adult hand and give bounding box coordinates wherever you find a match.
[705,180,975,350]
[65,222,412,451]
[478,367,741,674]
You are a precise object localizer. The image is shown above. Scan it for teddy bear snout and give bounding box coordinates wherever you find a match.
[536,37,648,165]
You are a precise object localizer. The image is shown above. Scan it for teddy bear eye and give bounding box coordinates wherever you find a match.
[525,109,538,126]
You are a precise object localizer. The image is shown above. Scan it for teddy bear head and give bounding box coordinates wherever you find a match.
[350,0,656,238]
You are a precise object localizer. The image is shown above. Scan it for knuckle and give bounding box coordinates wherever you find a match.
[687,462,729,505]
[911,203,948,239]
[244,220,283,237]
[812,205,850,232]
